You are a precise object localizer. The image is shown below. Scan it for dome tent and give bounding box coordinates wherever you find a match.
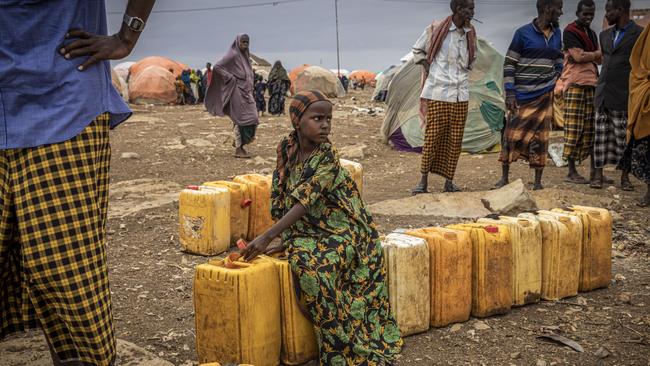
[292,66,346,98]
[128,65,177,105]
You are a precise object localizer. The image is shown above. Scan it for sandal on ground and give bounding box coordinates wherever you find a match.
[234,153,252,159]
[411,184,428,196]
[621,181,635,191]
[589,180,603,189]
[565,176,589,184]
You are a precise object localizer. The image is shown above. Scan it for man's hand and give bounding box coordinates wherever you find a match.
[60,30,134,71]
[506,95,518,114]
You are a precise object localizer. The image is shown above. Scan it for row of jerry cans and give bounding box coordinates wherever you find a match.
[194,254,318,366]
[383,205,612,336]
[178,159,364,256]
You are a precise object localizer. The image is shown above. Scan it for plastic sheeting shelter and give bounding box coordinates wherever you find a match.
[293,66,346,98]
[129,56,188,79]
[350,70,377,85]
[114,61,135,81]
[381,38,505,154]
[111,68,128,100]
[289,64,311,94]
[128,65,177,105]
[373,65,399,101]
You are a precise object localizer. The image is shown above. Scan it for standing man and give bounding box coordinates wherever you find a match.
[205,62,213,87]
[626,22,650,207]
[591,0,643,189]
[411,0,477,194]
[558,0,601,184]
[496,0,564,190]
[0,1,155,365]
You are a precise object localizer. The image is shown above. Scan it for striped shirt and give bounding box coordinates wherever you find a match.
[504,19,563,103]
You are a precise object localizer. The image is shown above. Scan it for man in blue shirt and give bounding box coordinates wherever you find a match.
[0,1,154,365]
[496,0,564,190]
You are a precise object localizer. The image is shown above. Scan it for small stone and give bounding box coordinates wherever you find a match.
[449,323,463,332]
[181,257,188,265]
[615,273,626,282]
[613,194,621,199]
[594,346,611,359]
[576,296,588,306]
[606,186,617,193]
[473,320,491,330]
[510,352,521,359]
[612,250,626,258]
[119,224,127,229]
[617,292,632,304]
[536,360,548,366]
[617,243,626,251]
[121,152,140,159]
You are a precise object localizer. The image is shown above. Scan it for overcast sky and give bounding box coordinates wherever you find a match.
[108,0,650,71]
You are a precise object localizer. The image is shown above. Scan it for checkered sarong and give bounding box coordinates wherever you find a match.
[562,86,595,162]
[0,114,115,365]
[499,92,553,168]
[594,108,628,168]
[420,100,469,179]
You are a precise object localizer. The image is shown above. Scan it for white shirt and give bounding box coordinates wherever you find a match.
[413,24,470,102]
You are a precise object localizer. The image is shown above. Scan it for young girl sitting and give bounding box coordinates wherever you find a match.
[241,90,403,365]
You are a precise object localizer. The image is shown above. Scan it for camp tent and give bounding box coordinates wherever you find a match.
[129,56,188,79]
[114,61,135,81]
[128,65,177,105]
[289,64,311,94]
[350,70,377,86]
[372,65,399,101]
[381,38,505,154]
[293,66,346,98]
[111,68,129,101]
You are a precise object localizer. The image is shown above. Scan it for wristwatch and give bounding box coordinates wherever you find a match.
[123,14,146,32]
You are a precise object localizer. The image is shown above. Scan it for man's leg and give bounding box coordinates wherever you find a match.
[14,115,116,366]
[413,100,438,195]
[563,87,588,183]
[443,102,469,192]
[533,168,544,190]
[495,163,510,188]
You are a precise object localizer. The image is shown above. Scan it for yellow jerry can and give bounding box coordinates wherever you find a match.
[519,212,582,300]
[194,255,281,366]
[477,216,542,306]
[552,206,612,291]
[233,174,275,241]
[203,181,252,246]
[446,223,512,318]
[340,159,364,195]
[179,186,231,256]
[260,255,318,365]
[405,227,472,327]
[381,233,430,336]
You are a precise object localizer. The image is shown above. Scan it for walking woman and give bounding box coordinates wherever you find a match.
[241,90,403,365]
[267,60,291,115]
[205,34,259,158]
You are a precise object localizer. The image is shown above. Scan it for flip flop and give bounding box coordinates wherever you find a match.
[565,176,589,184]
[589,180,603,189]
[621,181,635,191]
[234,153,252,159]
[411,185,428,196]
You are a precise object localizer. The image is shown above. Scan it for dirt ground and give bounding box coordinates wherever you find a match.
[2,88,649,365]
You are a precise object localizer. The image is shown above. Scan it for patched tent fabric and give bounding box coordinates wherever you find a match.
[289,64,311,94]
[381,38,505,154]
[350,70,377,86]
[373,65,399,101]
[111,68,128,101]
[128,65,177,105]
[293,66,346,98]
[129,56,188,79]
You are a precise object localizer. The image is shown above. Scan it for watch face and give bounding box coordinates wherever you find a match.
[132,19,143,29]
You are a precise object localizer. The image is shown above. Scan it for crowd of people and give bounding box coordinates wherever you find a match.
[174,64,213,105]
[1,0,649,365]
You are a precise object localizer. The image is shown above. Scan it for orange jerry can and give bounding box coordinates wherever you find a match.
[233,174,275,241]
[194,256,281,366]
[446,223,512,318]
[406,227,472,327]
[519,212,582,300]
[381,233,430,336]
[203,181,252,246]
[179,186,231,256]
[340,159,364,195]
[552,206,612,291]
[260,255,318,365]
[477,216,542,306]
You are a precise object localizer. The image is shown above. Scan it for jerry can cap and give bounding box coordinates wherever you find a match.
[241,198,253,208]
[485,225,499,233]
[236,239,248,250]
[186,185,200,190]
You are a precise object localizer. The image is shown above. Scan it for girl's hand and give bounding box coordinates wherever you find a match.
[240,235,272,261]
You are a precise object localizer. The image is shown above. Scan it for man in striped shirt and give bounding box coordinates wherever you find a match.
[496,0,564,190]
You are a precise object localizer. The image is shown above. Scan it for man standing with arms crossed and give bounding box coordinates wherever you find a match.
[0,1,155,365]
[558,0,601,184]
[496,0,564,190]
[411,0,477,195]
[591,0,643,190]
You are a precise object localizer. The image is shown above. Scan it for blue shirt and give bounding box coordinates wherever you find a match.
[503,20,563,103]
[0,0,131,149]
[613,21,634,48]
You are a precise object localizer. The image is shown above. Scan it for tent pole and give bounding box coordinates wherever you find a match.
[335,0,341,76]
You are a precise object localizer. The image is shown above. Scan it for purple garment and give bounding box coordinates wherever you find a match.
[204,34,259,127]
[389,129,423,153]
